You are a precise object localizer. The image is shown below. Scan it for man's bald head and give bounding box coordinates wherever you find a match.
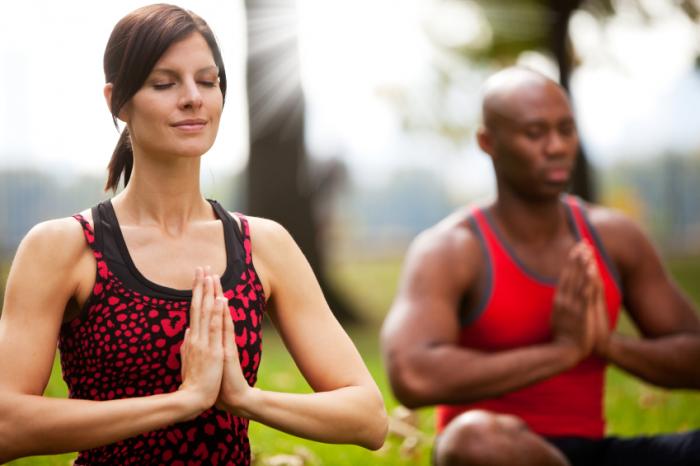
[481,67,571,131]
[476,67,579,200]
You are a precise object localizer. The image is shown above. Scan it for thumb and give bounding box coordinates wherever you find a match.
[223,307,238,361]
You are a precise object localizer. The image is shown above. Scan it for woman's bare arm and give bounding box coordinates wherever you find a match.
[0,219,224,462]
[216,218,387,450]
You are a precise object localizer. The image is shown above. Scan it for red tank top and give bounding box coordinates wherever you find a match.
[58,199,265,465]
[436,196,622,438]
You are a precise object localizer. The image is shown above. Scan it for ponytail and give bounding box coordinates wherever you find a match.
[105,127,133,192]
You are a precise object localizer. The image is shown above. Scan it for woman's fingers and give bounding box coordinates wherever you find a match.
[209,275,225,348]
[213,273,224,299]
[223,300,238,360]
[200,276,214,343]
[181,327,190,374]
[189,267,204,336]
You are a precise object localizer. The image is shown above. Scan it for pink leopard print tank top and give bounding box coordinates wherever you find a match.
[58,199,265,465]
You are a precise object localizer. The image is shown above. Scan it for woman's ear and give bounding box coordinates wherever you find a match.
[104,83,128,123]
[103,83,114,113]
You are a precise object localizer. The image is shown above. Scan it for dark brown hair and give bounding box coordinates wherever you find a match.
[103,3,227,191]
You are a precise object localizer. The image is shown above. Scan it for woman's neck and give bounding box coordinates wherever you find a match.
[111,155,214,232]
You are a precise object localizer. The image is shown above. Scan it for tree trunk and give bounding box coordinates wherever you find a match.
[550,0,595,202]
[244,0,360,324]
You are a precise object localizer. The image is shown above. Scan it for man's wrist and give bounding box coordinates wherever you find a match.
[598,333,623,362]
[551,340,584,369]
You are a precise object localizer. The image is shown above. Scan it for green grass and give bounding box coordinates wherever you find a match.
[4,256,700,465]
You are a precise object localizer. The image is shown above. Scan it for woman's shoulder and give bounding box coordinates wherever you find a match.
[227,213,296,257]
[227,213,288,240]
[18,214,92,265]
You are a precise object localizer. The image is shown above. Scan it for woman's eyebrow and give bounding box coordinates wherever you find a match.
[150,65,219,76]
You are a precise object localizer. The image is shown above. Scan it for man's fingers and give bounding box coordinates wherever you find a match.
[557,244,580,300]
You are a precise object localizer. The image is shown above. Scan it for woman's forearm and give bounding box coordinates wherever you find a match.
[0,390,202,462]
[223,385,387,450]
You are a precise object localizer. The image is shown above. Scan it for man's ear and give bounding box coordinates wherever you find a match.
[477,125,495,160]
[104,83,128,123]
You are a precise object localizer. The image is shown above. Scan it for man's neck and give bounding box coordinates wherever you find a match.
[491,190,568,246]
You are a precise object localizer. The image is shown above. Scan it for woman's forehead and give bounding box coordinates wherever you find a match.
[153,33,216,70]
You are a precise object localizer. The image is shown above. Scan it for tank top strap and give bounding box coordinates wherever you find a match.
[233,213,254,266]
[564,194,622,291]
[563,195,591,242]
[469,205,508,260]
[460,207,495,326]
[72,213,101,258]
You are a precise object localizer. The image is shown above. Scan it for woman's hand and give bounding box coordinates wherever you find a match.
[211,273,255,416]
[178,267,226,419]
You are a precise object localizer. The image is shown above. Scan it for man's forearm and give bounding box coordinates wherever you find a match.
[391,342,583,408]
[604,333,700,389]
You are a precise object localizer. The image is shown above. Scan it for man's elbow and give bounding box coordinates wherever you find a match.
[386,359,438,409]
[392,382,435,410]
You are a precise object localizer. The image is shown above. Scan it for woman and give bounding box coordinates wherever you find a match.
[0,4,387,464]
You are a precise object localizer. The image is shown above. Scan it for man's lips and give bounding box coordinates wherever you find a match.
[545,167,571,183]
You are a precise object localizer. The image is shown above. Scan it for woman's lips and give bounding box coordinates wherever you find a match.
[172,119,207,131]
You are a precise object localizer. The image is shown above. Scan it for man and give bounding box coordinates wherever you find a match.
[381,67,700,466]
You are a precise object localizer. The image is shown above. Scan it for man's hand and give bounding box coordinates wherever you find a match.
[589,266,611,358]
[551,242,597,363]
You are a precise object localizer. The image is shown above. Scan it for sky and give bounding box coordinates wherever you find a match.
[1,0,699,199]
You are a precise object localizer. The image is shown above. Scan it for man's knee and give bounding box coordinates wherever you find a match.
[434,411,526,466]
[434,411,569,466]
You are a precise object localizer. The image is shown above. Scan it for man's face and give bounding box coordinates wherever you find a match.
[487,82,579,200]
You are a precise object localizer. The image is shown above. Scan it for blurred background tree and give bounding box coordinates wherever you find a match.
[244,0,359,323]
[397,0,700,202]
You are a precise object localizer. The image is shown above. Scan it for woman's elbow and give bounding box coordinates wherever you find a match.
[0,399,23,462]
[357,391,388,450]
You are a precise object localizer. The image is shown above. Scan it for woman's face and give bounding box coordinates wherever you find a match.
[121,32,224,161]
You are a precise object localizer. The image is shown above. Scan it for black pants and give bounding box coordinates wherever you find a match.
[546,430,700,466]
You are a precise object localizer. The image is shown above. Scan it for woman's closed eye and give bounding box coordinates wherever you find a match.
[153,82,175,90]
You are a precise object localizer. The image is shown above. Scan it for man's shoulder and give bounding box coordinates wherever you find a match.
[578,201,644,241]
[408,206,483,266]
[577,200,652,267]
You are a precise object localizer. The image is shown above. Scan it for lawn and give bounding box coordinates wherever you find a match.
[3,256,700,465]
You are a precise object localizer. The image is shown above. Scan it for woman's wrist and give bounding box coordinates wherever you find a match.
[173,386,210,422]
[218,386,260,419]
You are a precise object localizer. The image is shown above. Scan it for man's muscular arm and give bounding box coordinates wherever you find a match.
[592,207,700,388]
[381,219,596,408]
